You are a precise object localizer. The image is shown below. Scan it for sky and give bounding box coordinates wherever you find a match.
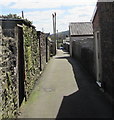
[0,0,98,33]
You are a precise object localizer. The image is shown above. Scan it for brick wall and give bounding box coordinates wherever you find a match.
[93,2,114,98]
[99,2,113,98]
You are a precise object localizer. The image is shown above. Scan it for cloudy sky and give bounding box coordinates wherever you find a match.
[0,0,98,33]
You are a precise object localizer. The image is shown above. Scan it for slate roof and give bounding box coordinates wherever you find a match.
[69,22,93,36]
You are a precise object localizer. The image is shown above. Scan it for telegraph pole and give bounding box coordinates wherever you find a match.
[54,12,56,54]
[22,11,24,18]
[57,30,58,49]
[52,12,57,55]
[52,14,55,36]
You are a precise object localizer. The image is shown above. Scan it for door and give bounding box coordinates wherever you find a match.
[95,31,102,86]
[17,25,25,106]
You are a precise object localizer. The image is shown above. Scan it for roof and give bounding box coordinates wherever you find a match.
[69,22,93,36]
[91,0,114,23]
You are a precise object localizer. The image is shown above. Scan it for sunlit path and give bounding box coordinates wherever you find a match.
[19,50,79,118]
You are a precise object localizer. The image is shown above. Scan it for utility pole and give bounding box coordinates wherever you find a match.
[52,12,57,55]
[54,12,56,52]
[22,11,24,18]
[57,30,58,49]
[52,14,55,36]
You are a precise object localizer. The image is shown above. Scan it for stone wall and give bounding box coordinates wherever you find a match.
[0,32,19,118]
[72,38,95,77]
[37,31,46,71]
[23,25,40,100]
[46,37,51,62]
[0,25,2,119]
[0,20,51,119]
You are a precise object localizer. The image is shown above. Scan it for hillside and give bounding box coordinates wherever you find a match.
[50,30,69,40]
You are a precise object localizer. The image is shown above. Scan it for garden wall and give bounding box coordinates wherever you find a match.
[1,29,19,118]
[0,19,52,119]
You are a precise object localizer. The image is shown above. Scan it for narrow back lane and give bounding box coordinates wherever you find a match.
[19,50,78,118]
[57,51,112,118]
[19,50,112,118]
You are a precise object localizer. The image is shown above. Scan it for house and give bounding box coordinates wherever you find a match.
[69,22,93,57]
[92,1,114,101]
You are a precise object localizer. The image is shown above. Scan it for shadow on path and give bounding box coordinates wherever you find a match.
[56,51,112,118]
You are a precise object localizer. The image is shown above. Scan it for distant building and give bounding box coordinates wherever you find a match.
[63,37,70,52]
[92,1,114,100]
[69,22,93,56]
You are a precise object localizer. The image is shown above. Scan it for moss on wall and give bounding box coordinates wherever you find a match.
[0,20,50,119]
[23,25,40,99]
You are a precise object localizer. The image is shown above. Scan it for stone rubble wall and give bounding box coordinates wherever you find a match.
[23,25,40,99]
[47,39,51,62]
[38,32,46,71]
[0,22,51,119]
[40,33,46,71]
[0,30,19,118]
[0,25,2,119]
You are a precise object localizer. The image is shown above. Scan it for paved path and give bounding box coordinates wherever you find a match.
[19,50,78,118]
[19,50,112,118]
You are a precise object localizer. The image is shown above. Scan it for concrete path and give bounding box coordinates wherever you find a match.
[19,50,78,118]
[19,50,112,118]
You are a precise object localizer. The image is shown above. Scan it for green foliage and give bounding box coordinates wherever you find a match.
[0,14,33,25]
[26,46,32,70]
[23,24,39,99]
[0,14,22,19]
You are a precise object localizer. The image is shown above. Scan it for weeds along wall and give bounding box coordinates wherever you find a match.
[23,25,40,100]
[0,19,49,119]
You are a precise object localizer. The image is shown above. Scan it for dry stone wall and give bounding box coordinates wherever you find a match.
[0,19,52,119]
[0,25,2,119]
[38,32,46,71]
[23,25,40,99]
